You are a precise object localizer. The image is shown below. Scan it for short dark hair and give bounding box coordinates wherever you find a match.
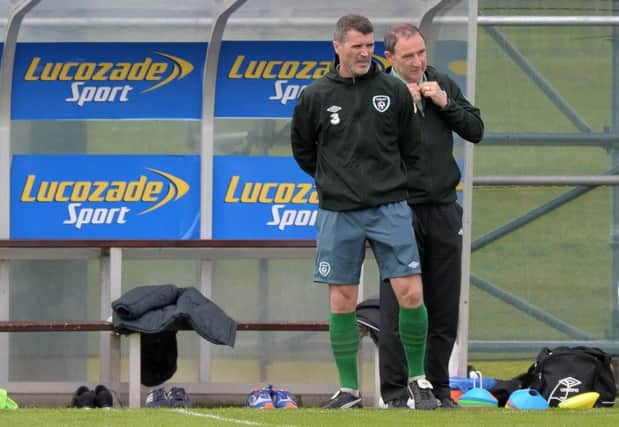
[384,23,424,53]
[334,14,374,42]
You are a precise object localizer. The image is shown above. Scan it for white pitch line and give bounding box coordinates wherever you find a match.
[173,408,264,425]
[172,408,299,427]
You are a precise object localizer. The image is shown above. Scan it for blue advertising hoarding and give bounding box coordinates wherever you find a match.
[11,155,200,238]
[213,156,317,239]
[10,155,317,239]
[12,42,206,120]
[5,41,390,120]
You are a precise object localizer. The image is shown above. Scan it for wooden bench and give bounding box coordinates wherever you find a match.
[0,319,329,332]
[0,320,329,333]
[0,319,330,408]
[0,240,342,407]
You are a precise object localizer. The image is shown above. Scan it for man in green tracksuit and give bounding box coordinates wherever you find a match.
[291,14,437,410]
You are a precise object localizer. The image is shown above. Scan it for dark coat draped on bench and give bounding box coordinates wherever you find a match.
[112,284,237,386]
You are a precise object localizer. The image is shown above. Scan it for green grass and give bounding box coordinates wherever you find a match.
[3,407,619,427]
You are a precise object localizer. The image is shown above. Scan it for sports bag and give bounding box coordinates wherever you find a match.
[527,346,616,407]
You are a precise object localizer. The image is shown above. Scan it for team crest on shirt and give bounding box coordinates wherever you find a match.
[372,95,390,112]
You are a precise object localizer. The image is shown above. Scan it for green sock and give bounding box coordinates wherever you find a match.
[329,311,360,390]
[399,305,428,378]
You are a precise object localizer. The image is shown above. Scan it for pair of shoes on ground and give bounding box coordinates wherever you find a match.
[71,385,113,409]
[246,385,297,409]
[145,386,191,408]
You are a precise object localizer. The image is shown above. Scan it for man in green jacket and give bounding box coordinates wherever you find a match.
[378,23,484,409]
[291,14,437,410]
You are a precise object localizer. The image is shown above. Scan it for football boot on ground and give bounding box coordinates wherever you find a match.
[321,390,362,409]
[407,378,439,410]
[246,387,275,409]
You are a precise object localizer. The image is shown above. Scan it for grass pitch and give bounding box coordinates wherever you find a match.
[4,407,619,427]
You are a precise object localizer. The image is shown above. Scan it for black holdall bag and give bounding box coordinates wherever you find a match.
[490,346,617,407]
[527,346,617,407]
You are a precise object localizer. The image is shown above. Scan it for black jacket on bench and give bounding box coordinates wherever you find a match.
[112,284,237,386]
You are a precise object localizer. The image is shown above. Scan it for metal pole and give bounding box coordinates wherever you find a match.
[477,16,619,26]
[0,0,42,238]
[474,175,619,186]
[0,261,8,383]
[201,0,247,239]
[609,0,619,339]
[3,15,619,28]
[0,0,41,388]
[453,0,478,378]
[257,259,270,382]
[480,132,619,146]
[199,0,247,388]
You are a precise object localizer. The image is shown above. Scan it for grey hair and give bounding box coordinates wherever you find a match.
[334,14,374,42]
[384,23,424,53]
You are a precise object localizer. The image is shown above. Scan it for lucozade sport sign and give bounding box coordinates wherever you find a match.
[213,156,318,239]
[11,155,200,238]
[12,42,205,119]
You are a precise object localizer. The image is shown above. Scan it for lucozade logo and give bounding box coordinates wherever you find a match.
[23,52,194,107]
[19,168,190,229]
[223,175,318,230]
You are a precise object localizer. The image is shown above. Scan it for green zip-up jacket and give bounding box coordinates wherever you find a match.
[407,66,484,204]
[291,61,420,211]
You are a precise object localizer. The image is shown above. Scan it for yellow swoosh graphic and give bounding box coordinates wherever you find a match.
[141,51,195,93]
[372,55,391,70]
[448,60,467,76]
[138,168,190,215]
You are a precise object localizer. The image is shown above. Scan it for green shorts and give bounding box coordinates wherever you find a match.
[314,201,421,284]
